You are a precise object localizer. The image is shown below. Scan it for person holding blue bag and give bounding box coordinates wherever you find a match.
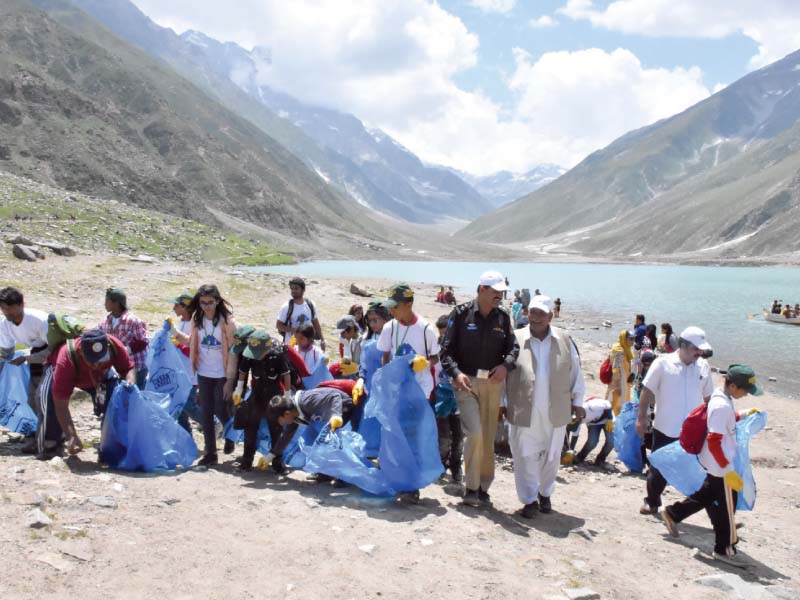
[660,364,764,568]
[434,314,462,483]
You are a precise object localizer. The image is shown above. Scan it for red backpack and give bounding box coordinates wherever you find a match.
[599,357,612,385]
[679,403,708,454]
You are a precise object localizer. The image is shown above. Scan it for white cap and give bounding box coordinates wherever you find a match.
[679,326,712,351]
[529,295,554,314]
[479,270,508,291]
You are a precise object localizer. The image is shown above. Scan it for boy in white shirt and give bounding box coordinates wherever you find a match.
[661,364,763,568]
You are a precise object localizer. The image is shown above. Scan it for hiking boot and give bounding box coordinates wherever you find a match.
[639,501,657,515]
[712,547,746,569]
[223,439,235,455]
[661,507,679,538]
[461,489,481,507]
[197,453,218,467]
[478,489,492,508]
[537,493,552,514]
[519,501,539,519]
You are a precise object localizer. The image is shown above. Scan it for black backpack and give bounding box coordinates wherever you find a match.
[282,299,317,337]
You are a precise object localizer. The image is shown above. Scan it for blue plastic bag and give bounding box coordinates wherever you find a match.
[369,356,443,491]
[0,353,38,435]
[613,399,643,473]
[145,321,193,419]
[100,384,197,472]
[301,426,394,496]
[302,354,333,389]
[649,412,766,511]
[358,339,383,457]
[433,382,457,418]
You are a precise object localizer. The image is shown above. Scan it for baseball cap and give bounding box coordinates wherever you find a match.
[478,271,508,291]
[528,295,554,314]
[170,292,194,306]
[105,287,127,311]
[727,364,763,396]
[243,331,273,360]
[383,283,414,308]
[229,325,257,355]
[335,315,358,332]
[80,329,110,363]
[679,326,712,351]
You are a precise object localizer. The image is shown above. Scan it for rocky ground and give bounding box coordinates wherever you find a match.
[1,252,798,600]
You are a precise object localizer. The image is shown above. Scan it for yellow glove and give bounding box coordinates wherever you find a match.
[329,416,344,432]
[747,407,761,416]
[232,381,244,406]
[605,420,615,433]
[289,335,297,347]
[340,358,359,377]
[724,471,744,492]
[410,354,429,373]
[352,379,366,405]
[257,453,276,470]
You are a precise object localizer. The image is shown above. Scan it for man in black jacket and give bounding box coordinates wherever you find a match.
[439,271,519,508]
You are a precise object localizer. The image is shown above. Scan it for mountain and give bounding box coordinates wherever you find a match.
[455,165,565,208]
[0,0,375,240]
[461,51,800,260]
[61,0,492,225]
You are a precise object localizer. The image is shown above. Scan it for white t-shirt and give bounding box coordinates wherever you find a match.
[277,300,315,344]
[0,308,49,361]
[699,387,737,477]
[642,352,713,438]
[177,319,197,385]
[377,315,439,398]
[295,344,324,373]
[583,397,612,425]
[196,317,225,378]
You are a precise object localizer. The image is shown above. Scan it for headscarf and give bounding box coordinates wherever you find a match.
[611,329,635,364]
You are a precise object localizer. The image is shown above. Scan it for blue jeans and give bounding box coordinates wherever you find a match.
[576,424,614,462]
[177,385,203,433]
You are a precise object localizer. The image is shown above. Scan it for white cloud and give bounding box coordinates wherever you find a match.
[130,0,710,175]
[530,15,557,28]
[468,0,516,14]
[558,0,800,68]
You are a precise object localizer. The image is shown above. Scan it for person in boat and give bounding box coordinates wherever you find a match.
[770,300,780,314]
[781,304,793,319]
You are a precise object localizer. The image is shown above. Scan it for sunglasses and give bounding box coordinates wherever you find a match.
[199,300,217,307]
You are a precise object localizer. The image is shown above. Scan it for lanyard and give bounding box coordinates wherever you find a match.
[394,320,412,356]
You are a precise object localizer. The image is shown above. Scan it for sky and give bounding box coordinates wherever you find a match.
[130,0,800,176]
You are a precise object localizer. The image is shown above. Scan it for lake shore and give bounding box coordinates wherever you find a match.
[1,252,798,599]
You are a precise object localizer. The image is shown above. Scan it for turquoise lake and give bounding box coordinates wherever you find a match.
[256,261,800,399]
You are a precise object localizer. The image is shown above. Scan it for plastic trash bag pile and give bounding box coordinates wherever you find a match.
[0,352,38,435]
[613,398,643,473]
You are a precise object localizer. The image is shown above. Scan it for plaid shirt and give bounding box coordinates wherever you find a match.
[98,311,149,370]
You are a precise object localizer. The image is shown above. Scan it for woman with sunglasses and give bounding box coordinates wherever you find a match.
[189,284,237,466]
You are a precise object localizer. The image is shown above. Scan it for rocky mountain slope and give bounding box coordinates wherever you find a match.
[0,0,376,240]
[61,0,492,226]
[461,50,800,260]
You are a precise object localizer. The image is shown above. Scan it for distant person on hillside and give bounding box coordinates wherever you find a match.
[97,287,149,392]
[276,277,326,352]
[554,298,561,318]
[657,323,678,353]
[633,314,647,350]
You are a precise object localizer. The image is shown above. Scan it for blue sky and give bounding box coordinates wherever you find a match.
[131,0,800,175]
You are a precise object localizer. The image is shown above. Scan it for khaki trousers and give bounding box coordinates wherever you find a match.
[455,377,503,492]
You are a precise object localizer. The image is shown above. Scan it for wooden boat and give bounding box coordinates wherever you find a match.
[763,311,800,326]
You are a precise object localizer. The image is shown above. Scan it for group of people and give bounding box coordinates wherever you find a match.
[770,299,800,318]
[0,272,765,567]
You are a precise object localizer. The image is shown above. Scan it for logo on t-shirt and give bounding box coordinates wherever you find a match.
[201,334,221,348]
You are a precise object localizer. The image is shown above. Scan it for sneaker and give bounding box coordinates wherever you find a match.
[661,508,679,538]
[519,501,539,519]
[197,454,218,467]
[461,489,481,507]
[639,501,657,515]
[223,439,235,455]
[478,489,492,508]
[712,547,746,569]
[537,493,552,514]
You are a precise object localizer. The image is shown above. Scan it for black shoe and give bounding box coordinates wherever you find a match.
[451,468,463,484]
[574,452,587,464]
[519,501,539,519]
[537,493,552,514]
[235,463,253,473]
[21,439,38,454]
[197,454,218,467]
[223,439,235,455]
[478,488,492,508]
[272,456,288,475]
[332,478,348,489]
[399,490,420,504]
[461,489,481,507]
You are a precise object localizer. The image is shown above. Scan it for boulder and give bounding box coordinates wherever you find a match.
[12,244,40,261]
[7,235,34,245]
[349,283,372,297]
[41,243,76,257]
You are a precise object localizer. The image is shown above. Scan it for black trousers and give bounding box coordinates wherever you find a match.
[241,399,268,467]
[666,473,738,554]
[646,428,678,508]
[436,413,463,474]
[198,375,229,456]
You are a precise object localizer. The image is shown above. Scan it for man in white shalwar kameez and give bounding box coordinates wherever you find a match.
[505,296,585,518]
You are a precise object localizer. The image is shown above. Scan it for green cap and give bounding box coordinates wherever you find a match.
[229,325,257,355]
[169,292,194,306]
[383,283,414,308]
[243,330,274,360]
[727,364,763,396]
